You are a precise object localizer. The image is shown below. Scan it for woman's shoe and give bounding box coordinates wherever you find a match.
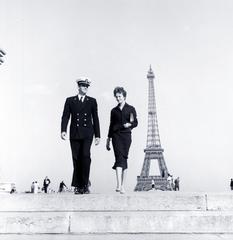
[120,188,125,194]
[115,187,120,192]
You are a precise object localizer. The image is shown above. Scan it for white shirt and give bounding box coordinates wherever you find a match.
[78,94,85,102]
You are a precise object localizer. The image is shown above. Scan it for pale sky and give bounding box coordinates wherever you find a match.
[0,0,233,192]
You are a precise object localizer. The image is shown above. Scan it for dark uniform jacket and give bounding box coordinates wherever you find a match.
[61,95,100,139]
[108,103,138,138]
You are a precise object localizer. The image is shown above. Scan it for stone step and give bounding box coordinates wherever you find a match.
[2,192,233,211]
[1,192,233,234]
[0,192,206,211]
[1,210,233,234]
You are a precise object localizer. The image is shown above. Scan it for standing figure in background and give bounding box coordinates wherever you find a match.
[106,87,138,194]
[167,174,173,191]
[58,181,67,193]
[31,182,35,193]
[61,78,100,194]
[33,181,39,194]
[174,177,180,191]
[43,176,51,193]
[161,169,165,178]
[230,179,233,190]
[151,179,155,191]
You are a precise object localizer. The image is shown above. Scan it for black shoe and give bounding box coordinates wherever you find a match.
[74,187,83,194]
[77,188,84,194]
[84,186,90,194]
[74,187,78,194]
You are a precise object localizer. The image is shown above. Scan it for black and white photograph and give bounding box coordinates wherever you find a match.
[1,0,233,239]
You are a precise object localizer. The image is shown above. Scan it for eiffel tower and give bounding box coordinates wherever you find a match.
[135,66,171,191]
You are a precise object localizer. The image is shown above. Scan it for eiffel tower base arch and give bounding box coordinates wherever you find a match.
[134,176,172,191]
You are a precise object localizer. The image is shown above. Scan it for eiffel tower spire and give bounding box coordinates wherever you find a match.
[135,66,171,191]
[146,66,162,149]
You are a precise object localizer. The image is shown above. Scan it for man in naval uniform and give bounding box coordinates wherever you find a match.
[61,78,100,194]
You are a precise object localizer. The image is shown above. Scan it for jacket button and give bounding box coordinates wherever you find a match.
[77,119,79,121]
[84,113,87,116]
[77,124,79,127]
[84,124,86,126]
[84,119,86,121]
[77,113,79,115]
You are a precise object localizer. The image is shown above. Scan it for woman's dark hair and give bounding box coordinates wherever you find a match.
[113,87,127,98]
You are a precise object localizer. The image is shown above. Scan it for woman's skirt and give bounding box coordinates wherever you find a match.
[112,131,132,170]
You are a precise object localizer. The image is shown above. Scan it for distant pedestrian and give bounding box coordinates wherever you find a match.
[174,177,180,191]
[58,181,67,193]
[230,179,233,190]
[31,182,35,193]
[10,187,16,194]
[43,176,51,193]
[151,179,155,190]
[167,174,173,191]
[161,169,165,178]
[34,181,39,194]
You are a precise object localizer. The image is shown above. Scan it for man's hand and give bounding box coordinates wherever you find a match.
[106,138,111,151]
[95,137,100,145]
[61,132,67,140]
[123,123,132,128]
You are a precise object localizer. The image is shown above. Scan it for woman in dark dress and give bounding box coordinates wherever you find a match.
[106,87,138,194]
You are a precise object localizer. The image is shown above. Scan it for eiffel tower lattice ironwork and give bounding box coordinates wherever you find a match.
[135,66,171,191]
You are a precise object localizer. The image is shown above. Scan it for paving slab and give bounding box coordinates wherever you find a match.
[206,193,233,211]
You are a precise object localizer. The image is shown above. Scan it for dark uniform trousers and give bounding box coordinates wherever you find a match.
[61,95,100,189]
[70,138,93,188]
